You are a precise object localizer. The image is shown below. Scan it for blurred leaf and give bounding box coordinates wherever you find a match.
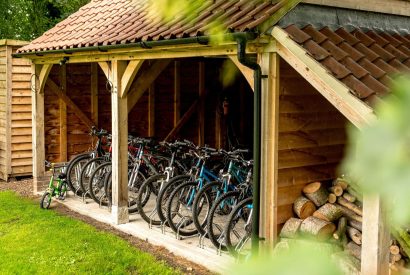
[230,240,343,275]
[220,60,239,87]
[342,75,410,225]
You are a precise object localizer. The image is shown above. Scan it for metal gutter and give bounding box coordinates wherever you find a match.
[13,33,256,58]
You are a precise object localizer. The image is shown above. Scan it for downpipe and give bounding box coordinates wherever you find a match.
[235,34,262,254]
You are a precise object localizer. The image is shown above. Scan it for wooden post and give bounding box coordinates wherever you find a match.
[148,83,155,137]
[259,52,280,249]
[110,60,129,225]
[32,64,52,193]
[174,61,180,127]
[59,64,67,161]
[361,194,390,274]
[91,63,99,126]
[5,46,12,181]
[198,61,205,146]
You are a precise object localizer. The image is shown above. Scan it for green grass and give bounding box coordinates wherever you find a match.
[0,191,180,275]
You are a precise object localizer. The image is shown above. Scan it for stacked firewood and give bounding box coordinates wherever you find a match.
[279,178,409,272]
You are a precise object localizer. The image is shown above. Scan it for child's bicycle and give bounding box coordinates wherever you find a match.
[40,161,69,209]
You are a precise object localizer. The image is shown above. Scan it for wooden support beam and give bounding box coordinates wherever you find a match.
[228,55,254,90]
[91,63,99,126]
[174,61,181,127]
[59,65,67,162]
[272,27,376,129]
[198,61,205,146]
[361,194,390,275]
[259,52,280,249]
[98,62,110,79]
[110,60,129,225]
[46,79,95,129]
[38,64,53,93]
[148,84,155,137]
[165,100,199,141]
[120,60,144,98]
[32,64,51,193]
[127,59,172,112]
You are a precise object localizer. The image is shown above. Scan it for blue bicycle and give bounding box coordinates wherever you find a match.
[165,147,225,237]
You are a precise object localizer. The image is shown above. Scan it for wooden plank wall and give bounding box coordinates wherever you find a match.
[0,45,7,179]
[10,46,32,176]
[44,64,93,162]
[43,58,253,162]
[276,59,348,230]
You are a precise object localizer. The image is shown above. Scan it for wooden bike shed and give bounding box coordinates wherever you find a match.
[15,0,410,273]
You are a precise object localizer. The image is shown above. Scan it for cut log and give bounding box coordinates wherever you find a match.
[333,178,349,190]
[390,244,400,255]
[293,196,316,219]
[342,192,356,203]
[337,205,363,223]
[347,219,362,232]
[280,218,303,239]
[346,226,362,245]
[346,186,362,202]
[313,203,343,222]
[346,241,361,260]
[392,227,410,258]
[329,185,343,196]
[331,251,361,275]
[300,216,336,240]
[337,197,363,216]
[390,253,402,263]
[303,182,329,207]
[333,217,347,240]
[328,193,337,204]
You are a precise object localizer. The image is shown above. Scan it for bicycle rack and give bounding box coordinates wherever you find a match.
[82,191,90,204]
[160,221,166,234]
[176,216,187,240]
[74,186,82,198]
[198,233,207,249]
[148,209,158,229]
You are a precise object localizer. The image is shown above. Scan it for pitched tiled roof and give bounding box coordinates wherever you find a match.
[283,24,410,107]
[18,0,287,53]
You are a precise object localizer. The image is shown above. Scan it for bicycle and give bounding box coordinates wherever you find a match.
[40,161,69,209]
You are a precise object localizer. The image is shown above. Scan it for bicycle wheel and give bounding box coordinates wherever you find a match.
[166,181,199,236]
[156,175,191,224]
[128,170,146,214]
[192,181,221,236]
[40,191,52,209]
[104,171,112,205]
[79,157,106,194]
[225,197,253,257]
[66,153,92,195]
[136,174,166,224]
[207,191,240,250]
[89,162,111,205]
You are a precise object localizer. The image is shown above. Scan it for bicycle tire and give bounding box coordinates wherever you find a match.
[166,181,199,236]
[79,157,106,194]
[40,191,52,209]
[225,197,253,256]
[89,162,111,205]
[136,174,166,225]
[156,174,191,224]
[66,153,92,195]
[206,191,240,250]
[192,181,220,236]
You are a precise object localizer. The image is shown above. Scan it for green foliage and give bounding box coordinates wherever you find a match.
[0,191,179,275]
[230,240,343,275]
[342,75,410,226]
[0,0,90,41]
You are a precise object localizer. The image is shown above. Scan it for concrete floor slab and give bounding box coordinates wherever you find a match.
[56,194,233,273]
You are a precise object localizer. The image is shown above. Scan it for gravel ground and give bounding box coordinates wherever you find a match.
[0,178,215,275]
